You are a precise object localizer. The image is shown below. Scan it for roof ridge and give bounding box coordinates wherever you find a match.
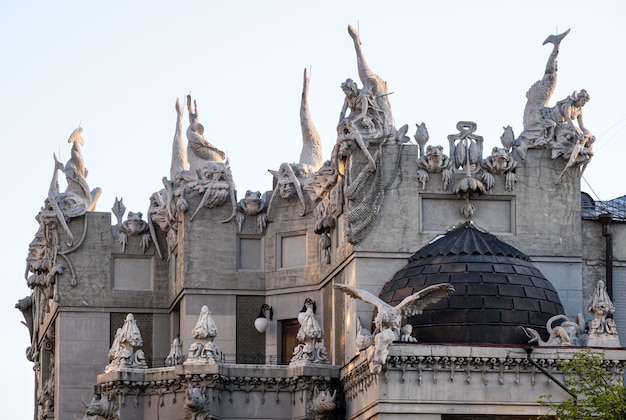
[409,222,530,262]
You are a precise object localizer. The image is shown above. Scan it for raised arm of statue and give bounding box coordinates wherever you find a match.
[185,95,226,168]
[187,95,203,135]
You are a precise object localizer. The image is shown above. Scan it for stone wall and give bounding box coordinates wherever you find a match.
[340,344,626,420]
[55,212,170,310]
[92,362,341,420]
[56,312,110,419]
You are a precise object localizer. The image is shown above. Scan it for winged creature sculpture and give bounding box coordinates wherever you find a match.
[334,283,454,373]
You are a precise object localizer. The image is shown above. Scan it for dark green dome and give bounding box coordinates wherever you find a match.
[379,222,564,345]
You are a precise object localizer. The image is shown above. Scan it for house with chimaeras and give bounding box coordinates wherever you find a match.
[18,26,626,420]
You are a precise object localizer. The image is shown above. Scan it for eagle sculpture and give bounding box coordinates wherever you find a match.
[334,282,454,373]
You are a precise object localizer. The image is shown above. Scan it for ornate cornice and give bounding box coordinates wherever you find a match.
[341,359,377,400]
[341,347,626,401]
[97,371,337,408]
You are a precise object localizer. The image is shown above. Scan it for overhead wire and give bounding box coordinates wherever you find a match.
[581,113,626,201]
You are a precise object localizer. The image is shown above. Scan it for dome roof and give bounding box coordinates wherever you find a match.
[379,222,564,345]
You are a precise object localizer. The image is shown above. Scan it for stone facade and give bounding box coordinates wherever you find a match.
[17,26,625,420]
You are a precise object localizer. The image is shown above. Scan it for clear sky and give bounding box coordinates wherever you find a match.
[2,1,625,417]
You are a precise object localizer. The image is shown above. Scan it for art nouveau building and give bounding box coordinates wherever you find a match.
[18,26,625,420]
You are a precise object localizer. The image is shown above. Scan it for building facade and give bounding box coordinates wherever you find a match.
[17,26,625,420]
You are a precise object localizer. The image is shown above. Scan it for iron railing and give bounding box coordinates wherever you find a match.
[149,353,290,368]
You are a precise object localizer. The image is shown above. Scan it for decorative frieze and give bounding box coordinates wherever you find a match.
[91,368,339,419]
[341,346,626,401]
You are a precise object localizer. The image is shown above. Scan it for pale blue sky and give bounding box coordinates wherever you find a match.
[2,1,625,417]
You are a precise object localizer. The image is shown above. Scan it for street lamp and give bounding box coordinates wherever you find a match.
[254,304,273,333]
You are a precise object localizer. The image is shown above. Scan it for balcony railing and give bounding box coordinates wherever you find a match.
[149,353,291,368]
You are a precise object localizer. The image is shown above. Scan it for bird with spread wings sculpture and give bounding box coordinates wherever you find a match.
[334,283,455,373]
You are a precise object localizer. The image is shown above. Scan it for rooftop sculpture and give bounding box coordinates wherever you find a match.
[335,283,455,373]
[520,314,586,346]
[514,29,595,183]
[16,26,609,419]
[164,336,184,366]
[146,189,171,259]
[18,129,102,363]
[343,25,401,142]
[267,69,323,221]
[415,122,453,191]
[411,29,595,220]
[111,198,155,254]
[290,298,329,366]
[335,25,402,244]
[299,68,324,172]
[521,280,620,348]
[587,280,621,347]
[185,95,226,171]
[267,162,307,218]
[186,305,221,364]
[163,96,236,224]
[139,27,597,252]
[41,127,101,246]
[233,190,268,233]
[189,160,237,222]
[105,313,148,373]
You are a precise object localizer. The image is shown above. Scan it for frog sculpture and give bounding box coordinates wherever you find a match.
[416,145,453,190]
[112,198,152,253]
[234,190,268,233]
[480,146,518,191]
